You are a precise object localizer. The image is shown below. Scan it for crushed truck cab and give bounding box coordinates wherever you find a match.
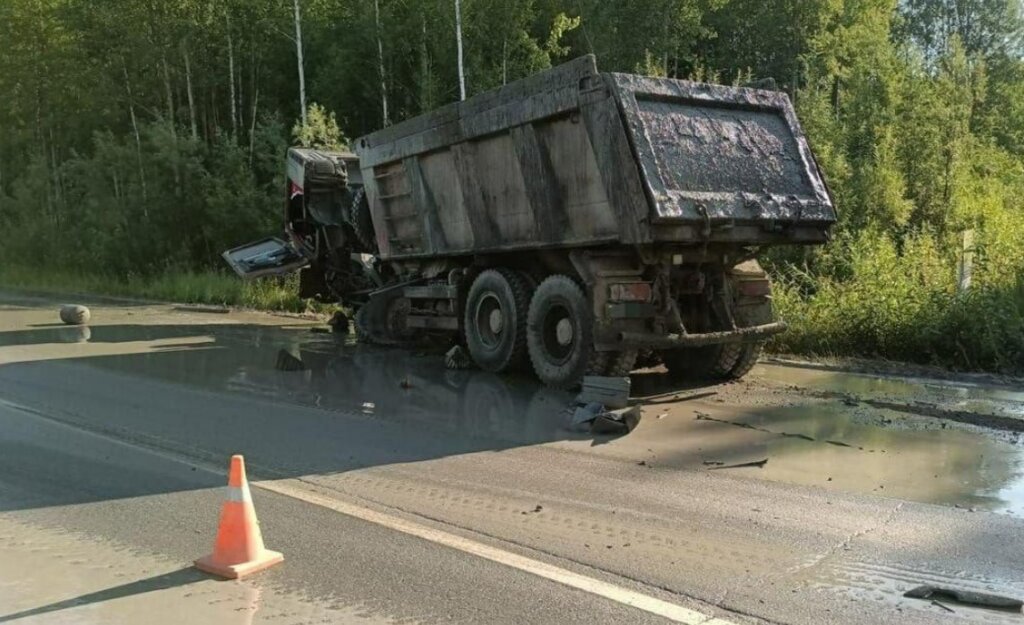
[226,55,835,388]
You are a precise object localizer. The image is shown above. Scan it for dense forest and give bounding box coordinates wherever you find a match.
[1,0,1022,372]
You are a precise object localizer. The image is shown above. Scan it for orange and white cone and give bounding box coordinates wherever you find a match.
[195,455,283,579]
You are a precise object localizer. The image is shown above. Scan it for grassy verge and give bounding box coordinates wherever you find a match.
[766,232,1024,375]
[0,265,324,313]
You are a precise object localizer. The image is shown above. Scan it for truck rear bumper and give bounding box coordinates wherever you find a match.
[617,321,787,349]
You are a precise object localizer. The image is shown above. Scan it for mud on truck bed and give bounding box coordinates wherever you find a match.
[224,54,836,389]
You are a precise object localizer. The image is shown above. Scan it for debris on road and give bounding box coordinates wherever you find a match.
[931,600,955,613]
[904,585,1023,613]
[275,349,307,372]
[59,304,90,325]
[172,304,230,314]
[328,310,350,334]
[577,376,631,409]
[571,402,605,427]
[707,458,769,470]
[590,406,641,435]
[444,345,473,370]
[568,402,641,435]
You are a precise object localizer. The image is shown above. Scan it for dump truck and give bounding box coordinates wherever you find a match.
[225,55,836,389]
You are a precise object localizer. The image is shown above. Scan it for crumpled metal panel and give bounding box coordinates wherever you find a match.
[606,73,836,225]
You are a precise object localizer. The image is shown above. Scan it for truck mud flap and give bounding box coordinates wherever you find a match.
[222,237,309,279]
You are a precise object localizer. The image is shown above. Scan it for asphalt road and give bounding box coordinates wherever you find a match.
[1,291,1022,624]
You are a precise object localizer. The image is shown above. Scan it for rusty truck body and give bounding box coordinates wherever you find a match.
[225,55,836,388]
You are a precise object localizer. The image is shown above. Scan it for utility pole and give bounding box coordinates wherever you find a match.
[375,0,389,125]
[293,0,307,127]
[455,0,466,100]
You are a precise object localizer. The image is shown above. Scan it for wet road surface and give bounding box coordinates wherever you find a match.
[0,291,1023,624]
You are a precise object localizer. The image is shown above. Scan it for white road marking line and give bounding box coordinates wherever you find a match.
[256,479,738,625]
[0,396,739,624]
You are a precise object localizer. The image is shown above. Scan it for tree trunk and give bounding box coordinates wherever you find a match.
[182,44,198,140]
[250,48,260,164]
[455,0,466,100]
[162,55,182,193]
[226,13,237,139]
[162,56,176,133]
[293,0,307,127]
[122,57,148,208]
[374,0,389,126]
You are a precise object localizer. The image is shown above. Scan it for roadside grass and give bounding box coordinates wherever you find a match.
[767,231,1024,375]
[0,264,323,313]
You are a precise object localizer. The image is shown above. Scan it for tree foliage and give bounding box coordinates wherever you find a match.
[0,0,1022,370]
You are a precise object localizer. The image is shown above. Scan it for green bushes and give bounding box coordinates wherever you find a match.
[770,229,1024,373]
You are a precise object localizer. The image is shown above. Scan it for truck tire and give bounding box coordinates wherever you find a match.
[464,269,530,373]
[713,297,773,379]
[354,289,417,346]
[348,187,377,253]
[526,275,597,389]
[659,262,770,379]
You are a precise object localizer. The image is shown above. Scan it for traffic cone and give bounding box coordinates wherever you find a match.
[195,455,283,579]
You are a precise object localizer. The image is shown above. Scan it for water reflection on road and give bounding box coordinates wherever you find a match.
[2,303,1024,518]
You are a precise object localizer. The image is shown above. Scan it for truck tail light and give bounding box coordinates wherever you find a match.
[609,282,652,303]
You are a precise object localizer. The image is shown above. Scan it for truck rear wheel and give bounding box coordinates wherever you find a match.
[526,275,597,389]
[464,269,530,373]
[661,299,772,381]
[713,298,772,379]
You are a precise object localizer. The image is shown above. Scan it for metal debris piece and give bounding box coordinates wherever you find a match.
[571,402,605,426]
[577,376,630,409]
[59,304,91,325]
[707,458,769,470]
[275,349,307,372]
[328,310,350,334]
[904,586,1023,613]
[591,406,641,435]
[444,345,474,370]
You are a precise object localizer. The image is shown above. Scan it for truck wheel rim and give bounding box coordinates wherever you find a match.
[541,304,574,364]
[475,293,504,349]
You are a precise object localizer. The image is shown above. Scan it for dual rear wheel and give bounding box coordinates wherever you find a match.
[464,271,635,389]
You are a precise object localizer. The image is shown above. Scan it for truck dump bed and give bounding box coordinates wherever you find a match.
[354,55,834,261]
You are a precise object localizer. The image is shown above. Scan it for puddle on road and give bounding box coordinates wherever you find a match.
[2,298,1024,518]
[754,362,1024,418]
[681,403,1024,516]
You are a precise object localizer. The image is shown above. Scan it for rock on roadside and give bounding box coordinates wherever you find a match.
[59,304,91,325]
